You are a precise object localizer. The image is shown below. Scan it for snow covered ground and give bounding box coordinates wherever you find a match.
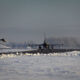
[0,51,80,80]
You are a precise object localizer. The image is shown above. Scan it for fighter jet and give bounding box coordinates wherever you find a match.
[0,37,80,55]
[0,38,6,42]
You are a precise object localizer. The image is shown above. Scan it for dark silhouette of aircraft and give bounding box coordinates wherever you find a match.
[38,38,64,50]
[0,38,6,42]
[26,34,80,53]
[0,37,80,54]
[27,35,63,53]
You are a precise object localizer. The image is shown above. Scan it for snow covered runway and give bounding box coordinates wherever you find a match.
[0,51,80,80]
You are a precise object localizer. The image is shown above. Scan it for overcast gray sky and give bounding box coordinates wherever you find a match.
[0,0,80,43]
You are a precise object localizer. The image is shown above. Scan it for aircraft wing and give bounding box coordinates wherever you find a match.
[27,43,63,47]
[49,44,63,46]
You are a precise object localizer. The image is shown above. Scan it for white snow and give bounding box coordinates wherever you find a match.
[0,44,10,49]
[0,51,80,80]
[0,48,36,54]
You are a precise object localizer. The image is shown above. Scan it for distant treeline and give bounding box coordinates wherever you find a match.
[7,37,80,49]
[47,37,80,49]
